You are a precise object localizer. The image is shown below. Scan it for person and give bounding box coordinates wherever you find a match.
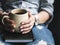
[0,0,55,45]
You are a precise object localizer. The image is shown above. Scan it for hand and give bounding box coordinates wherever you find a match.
[2,12,16,32]
[20,12,35,34]
[0,11,3,14]
[0,11,3,28]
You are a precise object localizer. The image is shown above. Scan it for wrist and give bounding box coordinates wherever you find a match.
[34,15,39,25]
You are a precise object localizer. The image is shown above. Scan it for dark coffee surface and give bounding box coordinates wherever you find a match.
[15,12,26,14]
[14,9,27,15]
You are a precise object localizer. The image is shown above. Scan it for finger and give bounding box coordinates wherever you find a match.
[4,24,15,29]
[20,22,31,29]
[4,25,15,32]
[22,30,31,34]
[0,11,3,15]
[21,19,30,25]
[21,25,33,32]
[21,21,34,29]
[2,12,9,16]
[6,28,15,32]
[4,18,15,24]
[21,12,32,25]
[4,18,16,32]
[28,11,32,17]
[4,23,15,29]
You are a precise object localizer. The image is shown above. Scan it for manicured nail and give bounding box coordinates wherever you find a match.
[20,26,23,28]
[22,22,24,24]
[21,30,23,31]
[12,29,14,32]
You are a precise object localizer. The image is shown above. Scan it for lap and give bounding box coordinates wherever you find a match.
[26,25,55,45]
[0,25,55,45]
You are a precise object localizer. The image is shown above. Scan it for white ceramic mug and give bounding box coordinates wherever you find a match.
[2,8,28,33]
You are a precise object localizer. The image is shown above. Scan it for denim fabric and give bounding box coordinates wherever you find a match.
[0,25,55,45]
[26,25,55,45]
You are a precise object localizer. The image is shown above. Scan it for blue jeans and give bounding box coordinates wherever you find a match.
[0,25,55,45]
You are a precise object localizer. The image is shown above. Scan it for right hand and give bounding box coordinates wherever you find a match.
[2,12,16,32]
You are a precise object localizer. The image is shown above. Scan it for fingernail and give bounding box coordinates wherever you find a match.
[22,32,25,34]
[22,22,24,24]
[20,26,23,28]
[21,30,23,31]
[12,30,14,32]
[14,24,16,28]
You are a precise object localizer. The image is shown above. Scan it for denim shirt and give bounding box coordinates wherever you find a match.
[0,0,54,25]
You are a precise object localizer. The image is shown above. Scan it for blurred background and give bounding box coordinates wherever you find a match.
[48,0,60,45]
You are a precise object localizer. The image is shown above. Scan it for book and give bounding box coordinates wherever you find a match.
[3,31,34,43]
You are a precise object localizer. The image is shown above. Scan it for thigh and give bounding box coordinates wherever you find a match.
[26,25,55,45]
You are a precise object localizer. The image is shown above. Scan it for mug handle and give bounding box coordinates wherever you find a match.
[2,14,9,24]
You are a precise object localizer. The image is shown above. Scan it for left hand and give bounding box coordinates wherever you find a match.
[20,12,35,34]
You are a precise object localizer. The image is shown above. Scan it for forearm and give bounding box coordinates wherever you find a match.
[37,0,54,24]
[36,10,49,24]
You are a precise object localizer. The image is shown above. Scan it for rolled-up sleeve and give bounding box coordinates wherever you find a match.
[40,0,54,24]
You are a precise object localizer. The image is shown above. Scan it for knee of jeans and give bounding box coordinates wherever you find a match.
[0,42,5,45]
[37,40,55,45]
[0,42,12,45]
[26,39,55,45]
[36,39,55,45]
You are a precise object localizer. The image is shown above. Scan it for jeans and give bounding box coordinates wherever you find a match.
[0,25,55,45]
